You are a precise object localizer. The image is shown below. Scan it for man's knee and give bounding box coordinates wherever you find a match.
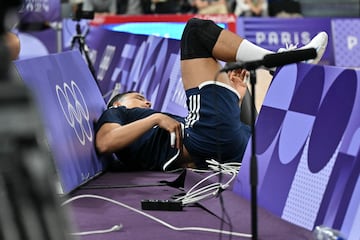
[181,18,223,60]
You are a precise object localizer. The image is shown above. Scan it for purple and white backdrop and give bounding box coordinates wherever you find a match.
[331,18,360,68]
[15,51,107,194]
[233,63,360,240]
[17,17,360,68]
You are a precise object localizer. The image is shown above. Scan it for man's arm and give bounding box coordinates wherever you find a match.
[96,113,182,153]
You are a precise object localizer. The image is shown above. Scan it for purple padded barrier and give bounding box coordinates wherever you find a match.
[85,27,188,117]
[15,51,106,194]
[233,63,360,240]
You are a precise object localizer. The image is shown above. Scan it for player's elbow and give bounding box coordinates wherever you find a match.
[95,135,112,154]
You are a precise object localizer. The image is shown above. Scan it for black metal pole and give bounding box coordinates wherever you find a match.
[249,69,258,240]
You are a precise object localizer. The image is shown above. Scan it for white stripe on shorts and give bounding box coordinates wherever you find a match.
[185,94,200,128]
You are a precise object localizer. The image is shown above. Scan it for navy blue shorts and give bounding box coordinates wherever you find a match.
[183,81,251,166]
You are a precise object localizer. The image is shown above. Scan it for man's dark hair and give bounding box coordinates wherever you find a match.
[107,91,136,108]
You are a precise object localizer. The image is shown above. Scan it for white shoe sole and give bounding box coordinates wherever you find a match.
[300,31,328,64]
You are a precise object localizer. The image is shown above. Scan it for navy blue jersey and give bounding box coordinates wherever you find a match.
[95,106,184,170]
[95,82,251,170]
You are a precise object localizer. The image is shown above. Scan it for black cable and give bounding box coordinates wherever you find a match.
[80,183,168,190]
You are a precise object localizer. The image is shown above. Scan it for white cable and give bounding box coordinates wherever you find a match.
[187,160,241,174]
[62,194,252,238]
[181,188,220,205]
[174,160,240,205]
[187,171,221,195]
[178,183,221,204]
[173,173,221,203]
[188,168,213,173]
[176,182,220,203]
[70,224,123,236]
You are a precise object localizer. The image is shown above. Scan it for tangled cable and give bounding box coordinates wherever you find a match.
[173,159,241,205]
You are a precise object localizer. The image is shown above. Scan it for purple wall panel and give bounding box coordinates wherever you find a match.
[233,63,360,240]
[332,18,360,68]
[85,27,187,116]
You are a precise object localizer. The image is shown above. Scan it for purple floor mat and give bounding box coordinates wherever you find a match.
[66,170,312,240]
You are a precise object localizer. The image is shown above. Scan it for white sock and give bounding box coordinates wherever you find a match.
[236,39,275,70]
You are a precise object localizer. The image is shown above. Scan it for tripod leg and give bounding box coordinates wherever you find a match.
[79,39,97,81]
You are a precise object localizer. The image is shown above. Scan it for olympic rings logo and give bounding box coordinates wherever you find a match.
[56,81,92,146]
[22,0,50,13]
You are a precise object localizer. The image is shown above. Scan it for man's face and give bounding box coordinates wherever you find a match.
[115,92,152,109]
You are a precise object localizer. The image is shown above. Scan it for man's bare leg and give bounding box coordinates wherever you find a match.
[180,18,328,91]
[180,18,273,91]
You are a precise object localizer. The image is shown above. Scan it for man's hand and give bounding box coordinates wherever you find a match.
[228,69,249,102]
[153,113,183,149]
